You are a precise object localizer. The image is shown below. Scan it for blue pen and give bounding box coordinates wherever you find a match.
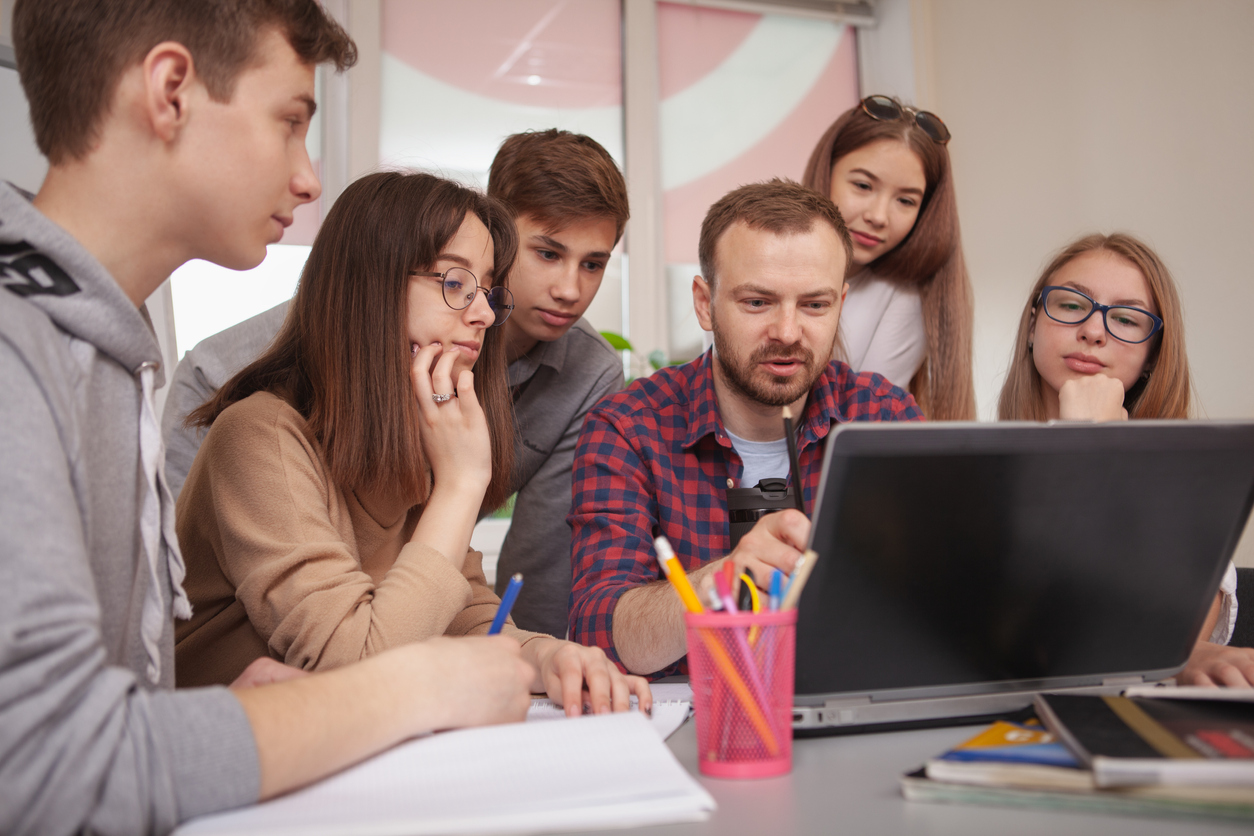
[769,568,783,612]
[488,573,524,635]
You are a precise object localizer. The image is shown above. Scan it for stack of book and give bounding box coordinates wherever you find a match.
[902,687,1254,823]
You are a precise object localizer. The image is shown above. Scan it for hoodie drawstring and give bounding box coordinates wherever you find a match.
[136,362,192,684]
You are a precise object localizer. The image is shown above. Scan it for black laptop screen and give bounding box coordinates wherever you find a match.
[795,422,1254,698]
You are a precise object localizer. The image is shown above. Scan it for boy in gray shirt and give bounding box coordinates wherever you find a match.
[0,3,532,834]
[164,129,630,638]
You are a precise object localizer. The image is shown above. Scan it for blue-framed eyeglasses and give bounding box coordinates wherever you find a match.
[414,267,514,326]
[1038,285,1163,344]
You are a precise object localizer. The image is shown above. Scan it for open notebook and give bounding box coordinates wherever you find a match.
[174,711,712,836]
[526,682,693,739]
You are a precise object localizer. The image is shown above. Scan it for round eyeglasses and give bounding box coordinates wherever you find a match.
[1038,285,1163,344]
[413,268,514,326]
[860,95,951,145]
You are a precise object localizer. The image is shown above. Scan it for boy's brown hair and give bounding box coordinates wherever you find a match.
[698,178,852,291]
[12,0,356,164]
[488,129,629,242]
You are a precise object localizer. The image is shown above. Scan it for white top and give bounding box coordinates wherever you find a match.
[838,271,926,390]
[725,429,790,489]
[1213,560,1238,645]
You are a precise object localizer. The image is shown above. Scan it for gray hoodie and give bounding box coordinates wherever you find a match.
[0,183,258,835]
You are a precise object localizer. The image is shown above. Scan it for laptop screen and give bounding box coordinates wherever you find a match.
[795,421,1254,699]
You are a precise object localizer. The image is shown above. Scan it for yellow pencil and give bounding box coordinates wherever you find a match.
[654,536,704,614]
[654,536,780,755]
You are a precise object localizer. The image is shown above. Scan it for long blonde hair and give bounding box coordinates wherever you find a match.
[803,97,975,420]
[997,233,1191,421]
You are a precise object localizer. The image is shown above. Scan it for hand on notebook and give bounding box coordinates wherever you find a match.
[713,507,809,591]
[1058,375,1127,422]
[229,657,310,689]
[524,638,653,717]
[1177,640,1254,688]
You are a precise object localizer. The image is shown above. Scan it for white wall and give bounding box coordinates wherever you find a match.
[914,0,1254,565]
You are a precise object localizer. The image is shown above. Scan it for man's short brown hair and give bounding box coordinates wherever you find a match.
[488,129,629,243]
[698,178,853,290]
[12,0,357,164]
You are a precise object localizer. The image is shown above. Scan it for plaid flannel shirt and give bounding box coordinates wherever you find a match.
[568,351,923,677]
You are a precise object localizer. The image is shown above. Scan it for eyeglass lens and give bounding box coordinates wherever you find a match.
[439,267,513,326]
[1043,287,1156,343]
[861,95,951,144]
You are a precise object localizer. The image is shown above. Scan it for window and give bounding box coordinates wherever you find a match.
[657,2,860,360]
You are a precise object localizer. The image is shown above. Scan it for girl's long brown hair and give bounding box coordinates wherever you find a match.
[997,233,1192,421]
[803,98,975,420]
[190,170,519,511]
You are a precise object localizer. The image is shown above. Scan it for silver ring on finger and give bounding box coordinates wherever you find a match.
[431,393,454,404]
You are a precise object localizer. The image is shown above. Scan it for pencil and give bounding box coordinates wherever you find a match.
[780,549,818,611]
[781,405,806,515]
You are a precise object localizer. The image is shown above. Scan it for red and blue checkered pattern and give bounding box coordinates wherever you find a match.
[567,351,923,677]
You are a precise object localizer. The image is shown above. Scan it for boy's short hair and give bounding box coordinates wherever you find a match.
[12,0,357,164]
[488,129,630,243]
[698,178,853,290]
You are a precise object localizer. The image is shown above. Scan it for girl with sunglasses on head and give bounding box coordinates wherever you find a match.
[173,171,650,713]
[803,95,975,420]
[998,232,1251,687]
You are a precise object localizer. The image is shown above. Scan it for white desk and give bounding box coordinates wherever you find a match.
[569,719,1248,835]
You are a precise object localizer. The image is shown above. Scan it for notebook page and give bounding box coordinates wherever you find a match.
[174,712,713,836]
[527,682,693,739]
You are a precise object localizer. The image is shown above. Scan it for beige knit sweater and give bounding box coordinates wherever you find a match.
[174,391,538,686]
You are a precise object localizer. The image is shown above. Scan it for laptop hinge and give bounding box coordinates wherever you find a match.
[1101,675,1145,688]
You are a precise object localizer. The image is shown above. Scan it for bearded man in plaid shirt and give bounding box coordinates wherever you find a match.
[568,179,924,678]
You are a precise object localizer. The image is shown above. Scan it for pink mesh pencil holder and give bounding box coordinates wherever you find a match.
[685,609,796,779]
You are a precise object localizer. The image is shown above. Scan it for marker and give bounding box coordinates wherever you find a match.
[714,568,739,614]
[655,536,704,614]
[769,569,783,612]
[488,573,523,634]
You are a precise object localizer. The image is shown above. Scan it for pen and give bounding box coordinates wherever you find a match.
[781,405,806,515]
[769,569,783,612]
[488,573,523,635]
[655,536,704,614]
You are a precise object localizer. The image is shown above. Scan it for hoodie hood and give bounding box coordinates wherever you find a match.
[0,182,165,385]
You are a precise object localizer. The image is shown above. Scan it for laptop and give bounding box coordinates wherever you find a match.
[792,420,1254,733]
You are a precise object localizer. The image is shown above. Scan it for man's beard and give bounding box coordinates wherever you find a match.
[711,314,831,407]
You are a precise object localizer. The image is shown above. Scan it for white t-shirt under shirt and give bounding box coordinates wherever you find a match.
[725,429,790,490]
[838,270,926,391]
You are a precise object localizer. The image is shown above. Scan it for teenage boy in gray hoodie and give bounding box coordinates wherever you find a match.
[0,2,535,834]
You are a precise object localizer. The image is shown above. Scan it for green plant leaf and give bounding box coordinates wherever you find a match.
[600,331,634,351]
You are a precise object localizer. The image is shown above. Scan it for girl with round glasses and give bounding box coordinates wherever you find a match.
[803,95,975,420]
[173,171,651,713]
[999,232,1251,687]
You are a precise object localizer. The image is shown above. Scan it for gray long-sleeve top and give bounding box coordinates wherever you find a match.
[0,183,259,836]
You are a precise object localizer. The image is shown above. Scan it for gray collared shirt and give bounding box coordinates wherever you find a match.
[162,305,623,638]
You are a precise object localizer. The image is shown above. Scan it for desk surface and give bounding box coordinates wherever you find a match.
[572,719,1248,835]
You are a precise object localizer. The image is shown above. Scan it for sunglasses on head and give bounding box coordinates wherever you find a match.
[860,95,951,145]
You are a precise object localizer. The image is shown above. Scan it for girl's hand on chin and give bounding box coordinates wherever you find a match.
[1058,375,1128,422]
[409,342,492,495]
